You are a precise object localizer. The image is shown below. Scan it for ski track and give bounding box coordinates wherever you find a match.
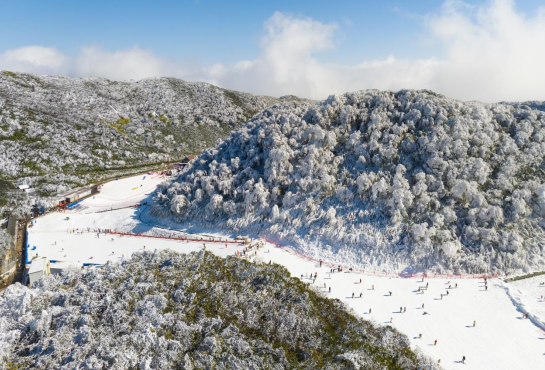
[26,174,545,370]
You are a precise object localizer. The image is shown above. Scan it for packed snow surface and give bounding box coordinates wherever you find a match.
[25,174,545,369]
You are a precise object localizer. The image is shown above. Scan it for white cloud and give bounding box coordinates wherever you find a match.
[426,0,545,102]
[73,46,172,81]
[1,1,545,102]
[0,46,70,76]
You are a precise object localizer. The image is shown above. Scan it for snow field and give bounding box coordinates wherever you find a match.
[26,174,545,370]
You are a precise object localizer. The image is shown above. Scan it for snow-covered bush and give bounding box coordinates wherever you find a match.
[0,250,432,369]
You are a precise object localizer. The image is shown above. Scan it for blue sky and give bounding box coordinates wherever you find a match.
[1,0,545,102]
[0,1,439,63]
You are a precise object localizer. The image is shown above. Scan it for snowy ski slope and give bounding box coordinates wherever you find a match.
[26,174,545,369]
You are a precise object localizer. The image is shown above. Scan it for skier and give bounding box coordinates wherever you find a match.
[390,317,393,323]
[359,292,362,298]
[369,308,372,314]
[455,283,458,288]
[389,291,392,296]
[404,307,406,313]
[329,287,331,293]
[462,356,466,364]
[359,278,362,284]
[434,339,437,346]
[372,285,375,290]
[400,306,403,313]
[418,333,422,339]
[422,303,424,309]
[485,285,488,291]
[447,290,449,296]
[352,292,355,299]
[473,320,476,327]
[319,260,322,267]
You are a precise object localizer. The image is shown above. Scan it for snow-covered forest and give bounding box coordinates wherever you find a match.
[0,71,284,216]
[153,90,545,274]
[0,250,433,369]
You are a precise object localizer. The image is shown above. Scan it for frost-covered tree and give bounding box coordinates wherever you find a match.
[0,250,434,369]
[154,89,545,274]
[0,71,287,216]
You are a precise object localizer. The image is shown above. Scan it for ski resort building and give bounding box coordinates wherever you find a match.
[172,155,195,169]
[58,185,100,208]
[50,261,78,275]
[28,257,50,286]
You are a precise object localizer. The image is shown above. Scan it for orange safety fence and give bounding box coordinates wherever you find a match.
[107,230,246,245]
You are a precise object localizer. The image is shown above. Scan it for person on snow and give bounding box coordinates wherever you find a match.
[462,356,466,364]
[369,308,372,314]
[422,303,425,309]
[359,292,362,298]
[389,291,392,296]
[434,339,437,346]
[473,320,476,327]
[329,287,331,293]
[352,292,355,299]
[418,333,422,339]
[404,307,406,313]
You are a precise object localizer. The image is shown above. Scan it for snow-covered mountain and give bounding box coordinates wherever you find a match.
[153,90,545,274]
[0,250,432,369]
[0,71,283,215]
